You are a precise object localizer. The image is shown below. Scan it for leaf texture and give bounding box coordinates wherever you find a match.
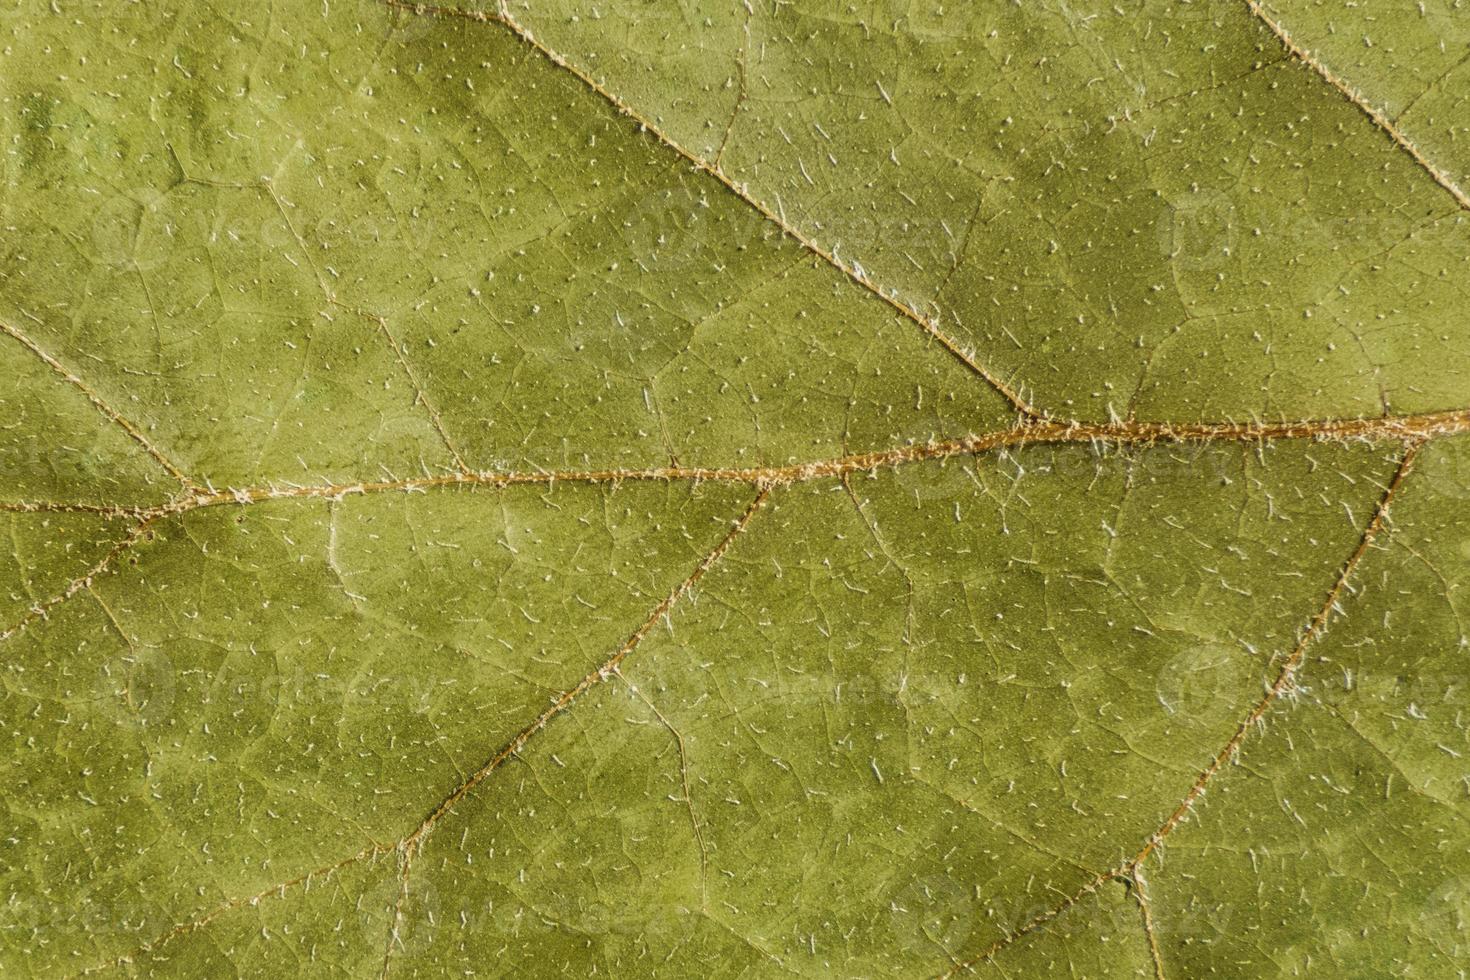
[1,2,1469,977]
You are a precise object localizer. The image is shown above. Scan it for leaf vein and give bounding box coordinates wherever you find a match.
[1131,866,1168,980]
[1245,0,1470,212]
[380,485,770,977]
[33,408,1463,518]
[0,319,195,490]
[939,439,1422,976]
[330,301,475,474]
[0,517,157,647]
[78,486,771,974]
[383,0,1041,419]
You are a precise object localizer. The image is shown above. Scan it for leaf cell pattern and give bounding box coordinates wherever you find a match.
[2,1,1469,977]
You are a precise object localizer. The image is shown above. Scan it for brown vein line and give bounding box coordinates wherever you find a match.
[0,500,154,518]
[382,0,1040,420]
[0,319,196,489]
[1244,0,1470,211]
[1129,439,1420,867]
[45,430,1433,970]
[379,484,771,978]
[936,871,1117,979]
[144,407,1470,516]
[1131,867,1168,980]
[85,842,394,975]
[17,412,1462,657]
[940,439,1422,977]
[330,302,473,474]
[0,517,157,646]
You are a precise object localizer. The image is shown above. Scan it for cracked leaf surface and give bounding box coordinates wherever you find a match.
[1,1,1469,978]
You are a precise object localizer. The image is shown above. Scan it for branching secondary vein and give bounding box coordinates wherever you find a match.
[83,487,772,976]
[1132,866,1168,980]
[382,0,1040,419]
[0,517,158,646]
[381,485,769,976]
[329,301,475,474]
[0,319,195,490]
[1244,0,1470,212]
[5,411,1464,651]
[85,842,396,975]
[939,439,1422,976]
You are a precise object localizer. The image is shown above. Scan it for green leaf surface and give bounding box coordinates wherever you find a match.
[1,2,1468,977]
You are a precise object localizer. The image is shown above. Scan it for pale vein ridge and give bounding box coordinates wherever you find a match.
[382,0,1040,419]
[1132,867,1168,980]
[84,843,395,975]
[1128,441,1420,864]
[940,440,1422,977]
[0,319,195,489]
[1245,0,1470,212]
